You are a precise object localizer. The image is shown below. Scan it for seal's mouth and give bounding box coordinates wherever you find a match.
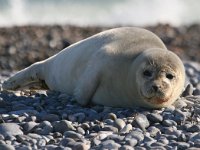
[140,89,169,104]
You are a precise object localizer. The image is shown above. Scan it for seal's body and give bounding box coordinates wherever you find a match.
[3,27,185,108]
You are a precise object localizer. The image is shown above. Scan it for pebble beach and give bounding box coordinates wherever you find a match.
[1,24,200,150]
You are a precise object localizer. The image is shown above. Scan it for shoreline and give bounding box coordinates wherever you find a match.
[0,24,200,71]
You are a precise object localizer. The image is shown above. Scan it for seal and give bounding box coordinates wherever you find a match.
[2,27,185,108]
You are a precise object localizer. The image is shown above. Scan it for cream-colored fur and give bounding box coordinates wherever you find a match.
[2,27,185,108]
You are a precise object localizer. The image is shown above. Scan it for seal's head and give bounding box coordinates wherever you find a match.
[133,48,185,108]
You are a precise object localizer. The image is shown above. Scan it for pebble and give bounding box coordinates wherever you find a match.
[40,113,60,122]
[0,144,15,150]
[125,138,138,147]
[182,83,194,97]
[132,114,150,131]
[52,120,75,133]
[147,126,160,137]
[147,113,163,123]
[23,121,38,133]
[114,119,126,130]
[0,123,23,137]
[100,140,121,149]
[73,142,90,150]
[63,131,83,140]
[125,130,144,142]
[187,125,200,132]
[34,121,53,135]
[162,119,177,127]
[120,124,132,134]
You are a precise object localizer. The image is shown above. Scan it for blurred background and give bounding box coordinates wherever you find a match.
[0,0,200,27]
[0,0,200,71]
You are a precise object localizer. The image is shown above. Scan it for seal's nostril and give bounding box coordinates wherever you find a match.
[152,85,158,92]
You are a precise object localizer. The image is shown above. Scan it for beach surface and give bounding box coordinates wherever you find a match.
[0,24,200,149]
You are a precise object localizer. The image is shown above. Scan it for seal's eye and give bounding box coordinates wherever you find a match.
[166,73,174,80]
[143,70,152,77]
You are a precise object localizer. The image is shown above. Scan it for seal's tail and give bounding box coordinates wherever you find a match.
[2,62,48,90]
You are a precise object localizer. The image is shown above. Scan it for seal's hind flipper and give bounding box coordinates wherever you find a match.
[2,63,44,90]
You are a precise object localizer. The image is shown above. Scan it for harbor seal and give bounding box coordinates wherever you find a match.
[2,27,185,108]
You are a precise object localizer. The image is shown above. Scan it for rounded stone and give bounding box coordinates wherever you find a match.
[52,120,75,133]
[34,121,53,135]
[114,119,126,130]
[177,142,190,149]
[0,123,23,137]
[64,131,83,140]
[100,140,121,149]
[125,130,144,142]
[147,113,163,123]
[59,138,75,147]
[104,113,117,120]
[41,113,60,122]
[102,125,118,133]
[119,145,134,150]
[125,138,137,147]
[68,112,86,122]
[162,119,177,127]
[187,125,200,132]
[0,144,15,150]
[23,121,38,133]
[132,114,150,131]
[120,124,132,134]
[182,83,193,97]
[147,126,161,137]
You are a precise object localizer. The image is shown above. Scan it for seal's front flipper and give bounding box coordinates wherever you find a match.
[73,64,101,106]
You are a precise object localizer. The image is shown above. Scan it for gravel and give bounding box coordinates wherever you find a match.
[0,62,200,149]
[0,25,200,149]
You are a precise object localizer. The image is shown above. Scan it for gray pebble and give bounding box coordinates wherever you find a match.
[151,142,166,147]
[119,145,134,150]
[187,125,200,132]
[162,119,177,126]
[147,126,160,137]
[107,134,124,143]
[68,112,85,122]
[133,114,150,131]
[23,121,38,133]
[0,123,23,137]
[102,125,118,133]
[114,119,126,130]
[194,139,200,147]
[34,121,53,135]
[77,127,85,135]
[104,112,117,120]
[164,105,175,112]
[0,144,15,150]
[125,138,137,147]
[147,113,163,123]
[189,133,200,142]
[120,124,132,134]
[104,119,114,125]
[182,83,193,97]
[125,130,144,142]
[73,142,90,150]
[100,140,121,149]
[193,89,200,96]
[157,136,169,145]
[173,98,187,109]
[59,138,75,147]
[41,113,60,122]
[64,131,83,140]
[177,142,190,149]
[52,120,75,133]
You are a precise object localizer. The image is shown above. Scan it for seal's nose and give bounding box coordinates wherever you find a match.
[152,85,158,92]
